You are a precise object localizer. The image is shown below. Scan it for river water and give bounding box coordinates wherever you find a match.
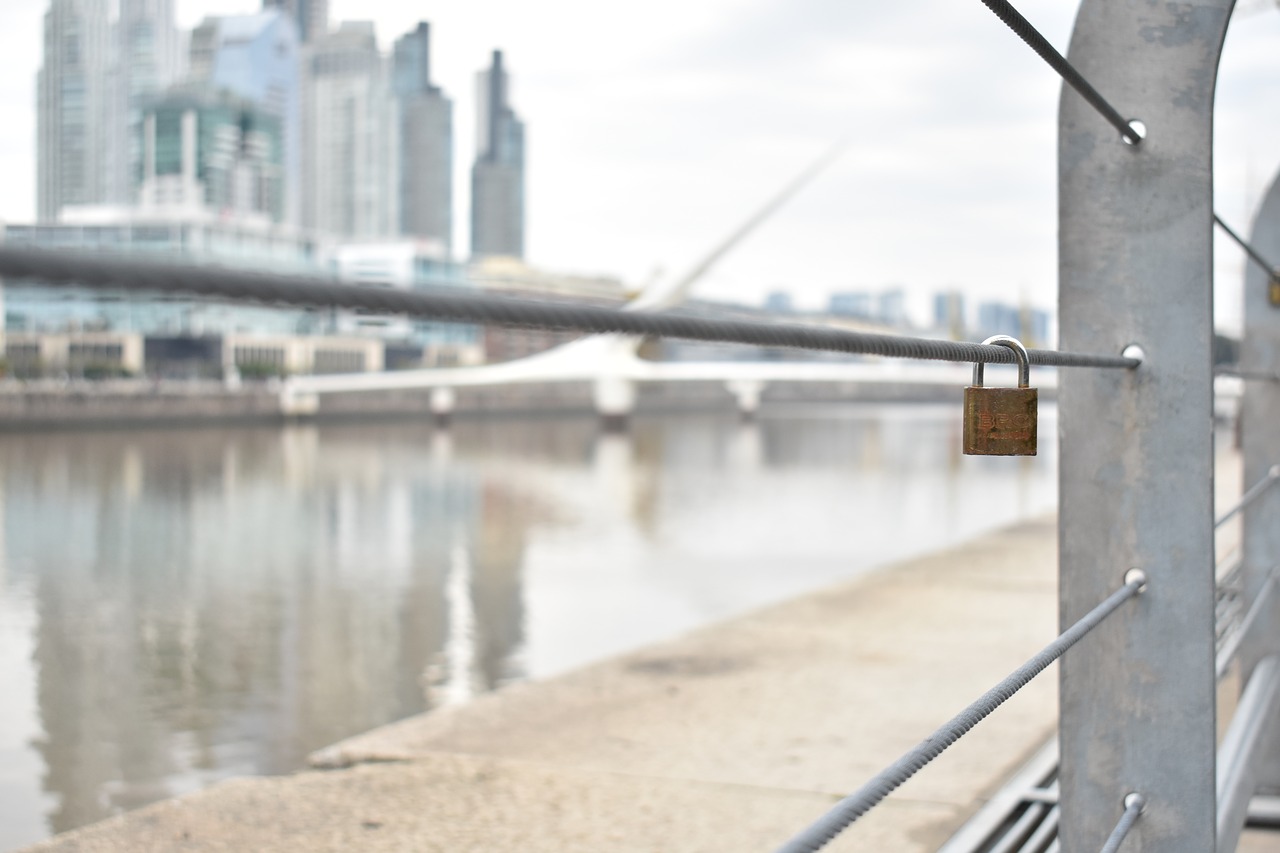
[0,404,1057,849]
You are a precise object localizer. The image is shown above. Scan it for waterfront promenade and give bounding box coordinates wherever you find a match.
[23,450,1276,852]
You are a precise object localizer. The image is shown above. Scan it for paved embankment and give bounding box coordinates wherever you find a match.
[28,516,1064,852]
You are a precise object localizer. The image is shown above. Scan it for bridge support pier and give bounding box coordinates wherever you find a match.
[1057,1,1230,849]
[594,376,635,431]
[429,387,456,428]
[279,387,319,419]
[727,379,765,420]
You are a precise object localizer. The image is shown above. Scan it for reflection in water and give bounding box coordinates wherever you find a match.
[0,405,1057,849]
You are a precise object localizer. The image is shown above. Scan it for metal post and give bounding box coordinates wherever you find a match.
[1057,1,1234,850]
[1240,172,1280,784]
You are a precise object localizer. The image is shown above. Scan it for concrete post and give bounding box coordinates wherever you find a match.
[727,379,765,420]
[430,386,456,428]
[593,375,635,431]
[1057,1,1233,849]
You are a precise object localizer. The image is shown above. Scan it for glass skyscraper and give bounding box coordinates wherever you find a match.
[470,50,525,260]
[186,10,300,224]
[391,22,453,254]
[38,0,114,221]
[302,21,394,239]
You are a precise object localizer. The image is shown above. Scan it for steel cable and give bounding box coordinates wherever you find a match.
[976,0,1142,144]
[0,247,1138,369]
[1215,214,1279,280]
[1098,793,1145,853]
[774,576,1145,853]
[1215,465,1280,529]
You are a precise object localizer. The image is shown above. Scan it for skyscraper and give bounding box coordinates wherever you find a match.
[37,0,113,221]
[391,23,453,254]
[261,0,327,45]
[186,11,300,223]
[38,0,181,219]
[470,50,524,260]
[111,0,183,204]
[138,89,285,223]
[302,21,394,238]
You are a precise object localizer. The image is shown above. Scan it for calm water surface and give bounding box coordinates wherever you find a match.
[0,404,1058,849]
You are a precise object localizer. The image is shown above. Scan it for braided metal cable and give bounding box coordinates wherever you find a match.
[775,576,1144,853]
[1215,214,1279,279]
[0,247,1137,370]
[977,0,1142,144]
[1099,793,1145,853]
[1215,465,1280,529]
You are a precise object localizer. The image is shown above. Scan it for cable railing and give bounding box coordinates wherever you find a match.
[1216,466,1280,529]
[775,574,1147,853]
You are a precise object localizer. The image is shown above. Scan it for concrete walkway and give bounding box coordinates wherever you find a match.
[25,502,1280,851]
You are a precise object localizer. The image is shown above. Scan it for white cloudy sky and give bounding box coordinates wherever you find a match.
[0,0,1277,330]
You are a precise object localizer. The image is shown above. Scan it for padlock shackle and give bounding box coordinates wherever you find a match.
[972,335,1031,388]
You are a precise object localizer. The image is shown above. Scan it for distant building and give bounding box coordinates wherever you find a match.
[829,292,872,319]
[261,0,327,44]
[333,242,481,367]
[38,0,115,221]
[1,215,482,376]
[391,23,453,253]
[187,10,300,224]
[470,50,525,259]
[302,22,395,239]
[976,301,1021,339]
[933,291,966,338]
[468,257,626,363]
[876,289,907,327]
[764,291,794,314]
[138,88,286,224]
[112,0,183,204]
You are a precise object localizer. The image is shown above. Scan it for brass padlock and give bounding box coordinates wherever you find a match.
[963,335,1037,456]
[1269,275,1280,307]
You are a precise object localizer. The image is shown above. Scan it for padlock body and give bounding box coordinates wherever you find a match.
[963,386,1038,456]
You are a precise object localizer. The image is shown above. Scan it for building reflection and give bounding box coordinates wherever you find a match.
[2,424,537,836]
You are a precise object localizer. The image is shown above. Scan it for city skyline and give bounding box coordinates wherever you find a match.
[4,0,1280,328]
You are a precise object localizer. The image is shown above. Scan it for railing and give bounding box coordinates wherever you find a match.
[0,0,1277,851]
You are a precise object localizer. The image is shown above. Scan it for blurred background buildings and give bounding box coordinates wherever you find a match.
[10,0,1052,381]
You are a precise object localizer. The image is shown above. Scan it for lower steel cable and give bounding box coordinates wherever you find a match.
[774,575,1145,853]
[0,247,1137,370]
[1099,793,1145,853]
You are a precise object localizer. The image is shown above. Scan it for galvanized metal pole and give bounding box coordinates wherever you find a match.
[1240,173,1280,781]
[1057,1,1234,850]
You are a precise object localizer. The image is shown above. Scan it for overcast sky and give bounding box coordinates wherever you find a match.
[0,0,1277,330]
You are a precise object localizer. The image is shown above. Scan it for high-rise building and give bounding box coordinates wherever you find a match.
[138,88,286,223]
[111,0,183,204]
[261,0,327,45]
[391,23,453,254]
[37,0,114,221]
[829,292,872,318]
[301,21,395,239]
[186,11,300,223]
[933,291,966,338]
[470,50,524,260]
